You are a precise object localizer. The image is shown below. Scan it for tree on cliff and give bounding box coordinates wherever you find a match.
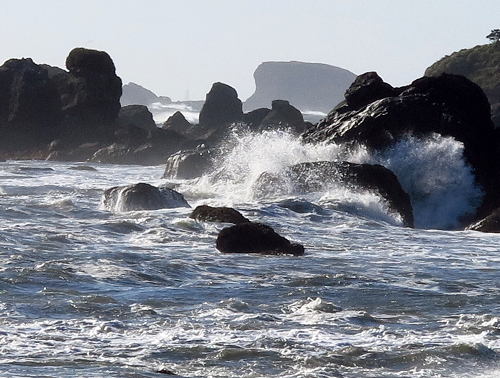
[486,29,500,42]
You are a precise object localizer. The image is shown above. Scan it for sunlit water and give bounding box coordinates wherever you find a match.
[1,132,500,378]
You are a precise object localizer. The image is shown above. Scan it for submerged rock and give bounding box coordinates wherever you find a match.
[102,183,190,212]
[190,205,250,224]
[254,161,414,228]
[216,222,304,256]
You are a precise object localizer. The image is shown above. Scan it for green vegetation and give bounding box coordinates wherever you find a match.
[425,41,500,109]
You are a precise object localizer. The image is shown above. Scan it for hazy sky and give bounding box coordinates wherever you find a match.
[1,1,499,101]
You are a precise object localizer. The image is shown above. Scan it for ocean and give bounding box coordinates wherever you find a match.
[1,130,500,377]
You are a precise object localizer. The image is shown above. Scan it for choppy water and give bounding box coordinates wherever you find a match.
[1,132,500,377]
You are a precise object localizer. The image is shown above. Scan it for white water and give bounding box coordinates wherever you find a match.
[0,131,499,378]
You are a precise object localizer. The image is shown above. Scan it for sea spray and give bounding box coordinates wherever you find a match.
[185,130,482,229]
[364,134,483,229]
[183,131,400,223]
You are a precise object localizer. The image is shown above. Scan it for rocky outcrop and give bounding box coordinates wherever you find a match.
[102,183,190,212]
[57,47,123,142]
[190,205,250,224]
[117,105,157,132]
[243,100,307,135]
[216,222,304,256]
[162,111,193,134]
[198,82,243,130]
[302,72,500,222]
[244,61,356,113]
[0,58,62,151]
[253,161,414,228]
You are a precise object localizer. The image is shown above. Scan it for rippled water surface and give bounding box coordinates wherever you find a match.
[1,137,500,377]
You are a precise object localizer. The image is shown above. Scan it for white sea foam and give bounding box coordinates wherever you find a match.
[364,134,483,229]
[188,130,481,229]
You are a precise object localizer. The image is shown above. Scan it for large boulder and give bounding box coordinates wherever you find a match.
[253,161,414,228]
[198,82,243,130]
[302,72,500,222]
[163,149,214,179]
[57,47,122,142]
[190,205,250,224]
[102,183,190,212]
[0,58,62,150]
[244,61,356,113]
[117,105,157,132]
[216,222,304,256]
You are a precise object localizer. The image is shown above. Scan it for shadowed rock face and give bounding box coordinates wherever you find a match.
[199,82,243,130]
[190,205,250,224]
[244,100,307,135]
[216,222,304,256]
[102,183,190,212]
[58,47,123,142]
[0,58,62,149]
[302,72,500,223]
[253,161,414,228]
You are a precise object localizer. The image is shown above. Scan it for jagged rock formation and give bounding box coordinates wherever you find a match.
[302,72,500,225]
[244,61,356,113]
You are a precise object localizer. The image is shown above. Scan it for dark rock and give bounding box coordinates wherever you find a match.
[244,61,356,113]
[117,105,157,132]
[46,141,104,162]
[253,161,414,228]
[344,71,399,111]
[57,47,122,143]
[162,111,192,134]
[242,108,271,127]
[466,208,500,233]
[198,82,243,129]
[89,127,186,165]
[190,205,250,224]
[259,100,306,134]
[0,58,62,150]
[102,183,190,212]
[216,222,304,256]
[163,149,214,179]
[302,73,500,222]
